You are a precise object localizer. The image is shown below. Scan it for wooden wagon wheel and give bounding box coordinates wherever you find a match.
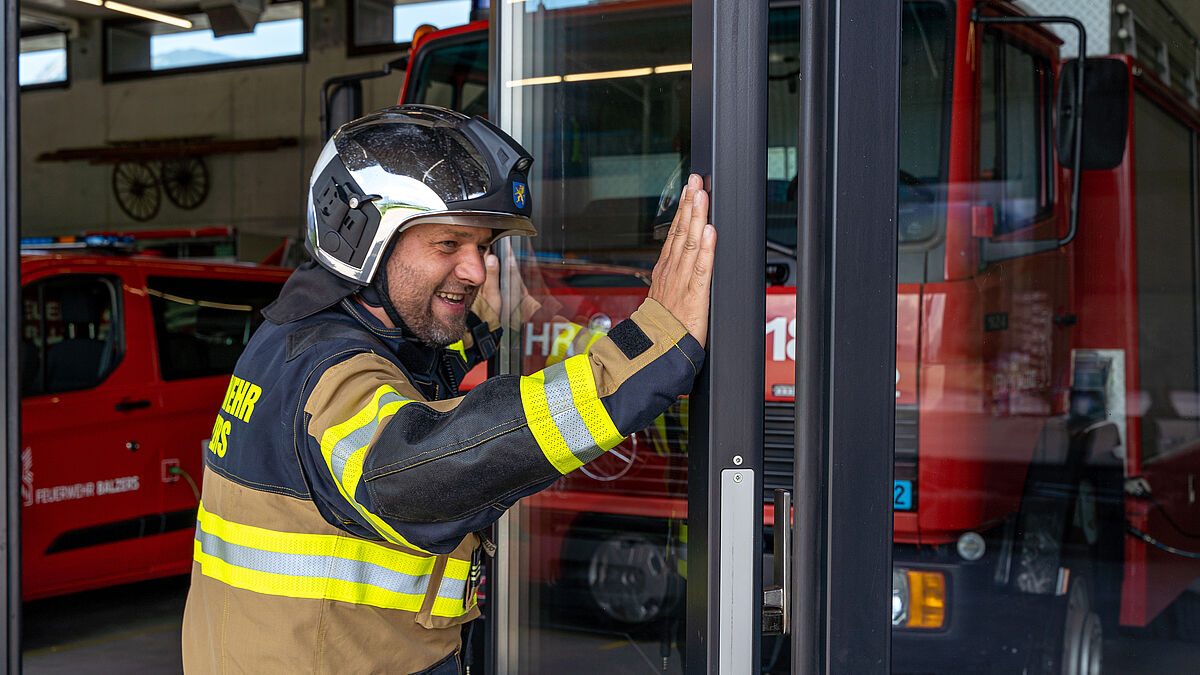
[112,161,161,222]
[161,156,209,210]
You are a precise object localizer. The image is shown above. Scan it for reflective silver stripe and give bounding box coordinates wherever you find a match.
[195,524,433,597]
[437,576,467,602]
[327,390,409,483]
[542,361,604,465]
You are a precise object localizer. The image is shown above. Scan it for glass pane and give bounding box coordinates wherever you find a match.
[19,32,67,88]
[351,0,472,49]
[29,276,122,395]
[497,1,693,671]
[146,277,281,380]
[893,1,1200,671]
[105,3,303,77]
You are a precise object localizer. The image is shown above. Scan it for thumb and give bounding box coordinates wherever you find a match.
[483,254,501,308]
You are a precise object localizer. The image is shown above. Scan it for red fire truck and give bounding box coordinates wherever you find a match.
[381,1,1200,670]
[19,236,289,599]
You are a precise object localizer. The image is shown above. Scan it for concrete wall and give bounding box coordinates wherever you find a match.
[19,0,413,258]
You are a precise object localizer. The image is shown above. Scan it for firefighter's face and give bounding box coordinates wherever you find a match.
[385,222,491,347]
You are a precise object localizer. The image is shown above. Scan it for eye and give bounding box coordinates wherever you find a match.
[438,240,458,250]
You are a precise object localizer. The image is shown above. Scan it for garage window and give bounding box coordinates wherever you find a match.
[147,277,281,380]
[104,1,304,79]
[349,0,471,54]
[19,31,68,90]
[21,276,123,396]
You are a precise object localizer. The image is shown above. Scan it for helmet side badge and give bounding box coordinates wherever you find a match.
[512,181,527,209]
[312,158,381,269]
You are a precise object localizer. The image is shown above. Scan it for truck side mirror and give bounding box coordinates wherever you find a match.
[1056,57,1130,172]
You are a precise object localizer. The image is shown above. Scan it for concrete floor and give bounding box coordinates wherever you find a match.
[17,574,1200,673]
[23,575,187,674]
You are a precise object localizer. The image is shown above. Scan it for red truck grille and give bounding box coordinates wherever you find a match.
[764,401,919,502]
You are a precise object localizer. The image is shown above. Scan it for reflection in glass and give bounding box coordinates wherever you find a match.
[415,0,1200,670]
[496,1,692,672]
[893,1,1200,673]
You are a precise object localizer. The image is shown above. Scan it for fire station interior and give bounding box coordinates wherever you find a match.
[11,0,1200,673]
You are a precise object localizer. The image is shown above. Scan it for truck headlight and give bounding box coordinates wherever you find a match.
[892,567,946,629]
[892,568,909,626]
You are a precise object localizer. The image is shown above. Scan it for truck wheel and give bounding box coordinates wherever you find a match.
[566,526,681,624]
[1056,574,1103,675]
[583,531,674,625]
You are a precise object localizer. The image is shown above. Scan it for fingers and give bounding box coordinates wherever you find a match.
[673,187,708,275]
[654,174,703,282]
[694,224,716,289]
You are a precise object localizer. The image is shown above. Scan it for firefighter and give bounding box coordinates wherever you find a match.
[181,104,715,673]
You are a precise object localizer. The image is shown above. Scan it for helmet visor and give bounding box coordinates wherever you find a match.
[335,113,491,205]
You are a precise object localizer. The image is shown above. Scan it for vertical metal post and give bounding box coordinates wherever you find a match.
[793,0,899,673]
[2,0,19,670]
[688,1,767,671]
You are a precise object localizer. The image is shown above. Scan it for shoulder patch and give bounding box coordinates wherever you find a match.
[286,322,386,362]
[608,319,654,360]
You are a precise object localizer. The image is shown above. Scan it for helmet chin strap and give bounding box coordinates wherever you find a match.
[360,237,408,331]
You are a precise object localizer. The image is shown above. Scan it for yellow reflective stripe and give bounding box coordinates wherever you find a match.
[520,355,626,474]
[563,355,623,452]
[318,384,432,554]
[197,503,468,578]
[193,504,474,616]
[520,369,580,473]
[446,340,468,363]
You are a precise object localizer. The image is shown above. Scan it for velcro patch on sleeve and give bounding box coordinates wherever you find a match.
[608,319,654,360]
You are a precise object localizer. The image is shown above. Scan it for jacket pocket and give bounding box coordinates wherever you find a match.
[414,545,482,630]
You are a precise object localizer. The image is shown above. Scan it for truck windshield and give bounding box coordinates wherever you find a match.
[896,1,951,245]
[406,0,951,258]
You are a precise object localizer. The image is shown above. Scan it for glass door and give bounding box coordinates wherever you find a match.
[493,2,696,672]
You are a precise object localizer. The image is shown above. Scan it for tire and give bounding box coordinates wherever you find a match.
[1038,573,1103,675]
[563,520,681,627]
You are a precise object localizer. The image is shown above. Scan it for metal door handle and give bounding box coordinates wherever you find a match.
[114,399,151,412]
[763,488,791,635]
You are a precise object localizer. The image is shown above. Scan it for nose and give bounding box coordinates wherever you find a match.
[455,248,487,287]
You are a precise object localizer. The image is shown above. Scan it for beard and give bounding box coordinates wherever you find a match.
[387,260,477,348]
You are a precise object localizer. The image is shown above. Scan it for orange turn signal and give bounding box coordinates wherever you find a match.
[905,570,946,629]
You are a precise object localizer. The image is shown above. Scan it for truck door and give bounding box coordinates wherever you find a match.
[20,271,161,598]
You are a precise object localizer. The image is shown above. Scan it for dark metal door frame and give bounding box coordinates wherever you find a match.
[687,0,768,671]
[2,0,20,671]
[793,1,899,673]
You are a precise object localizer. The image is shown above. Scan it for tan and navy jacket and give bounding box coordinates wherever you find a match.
[182,294,705,674]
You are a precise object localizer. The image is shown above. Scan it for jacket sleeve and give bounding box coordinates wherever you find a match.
[302,298,704,553]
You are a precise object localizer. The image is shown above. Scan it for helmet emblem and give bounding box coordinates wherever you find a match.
[512,182,527,209]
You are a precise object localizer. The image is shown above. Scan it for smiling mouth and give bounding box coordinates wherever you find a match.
[435,291,467,306]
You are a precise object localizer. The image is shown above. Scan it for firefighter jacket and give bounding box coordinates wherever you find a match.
[181,293,705,674]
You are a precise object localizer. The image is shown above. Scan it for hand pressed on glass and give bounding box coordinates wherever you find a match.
[649,173,716,347]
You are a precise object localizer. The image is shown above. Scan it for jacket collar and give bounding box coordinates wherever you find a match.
[339,298,444,392]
